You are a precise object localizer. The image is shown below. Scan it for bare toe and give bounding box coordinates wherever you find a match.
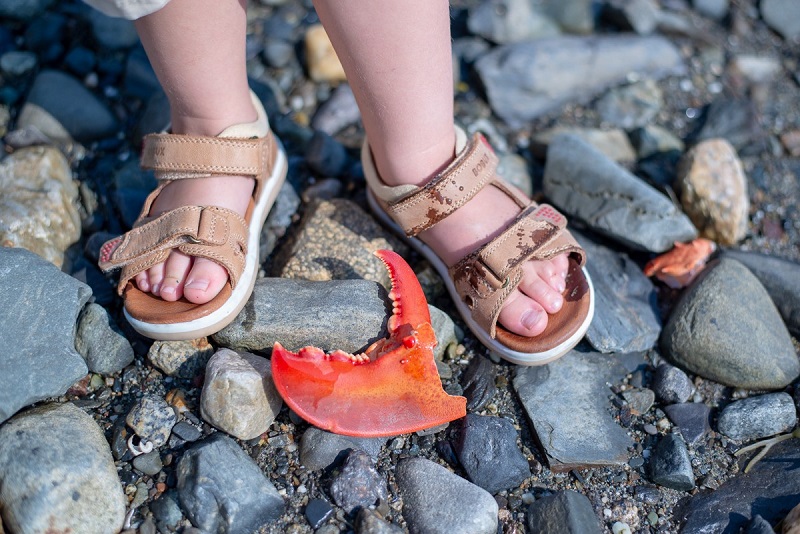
[135,271,150,292]
[159,251,193,302]
[518,262,564,314]
[498,290,549,337]
[148,262,166,295]
[183,258,229,304]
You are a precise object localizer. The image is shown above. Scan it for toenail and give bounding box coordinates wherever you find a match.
[161,285,175,296]
[185,279,210,292]
[551,295,564,310]
[521,309,543,330]
[152,283,160,294]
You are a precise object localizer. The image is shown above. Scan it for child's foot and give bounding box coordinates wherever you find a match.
[132,175,254,304]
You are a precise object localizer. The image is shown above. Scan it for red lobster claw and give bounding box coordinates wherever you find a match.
[271,249,467,437]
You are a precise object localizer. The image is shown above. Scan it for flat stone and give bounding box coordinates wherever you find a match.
[717,393,796,441]
[467,0,560,44]
[596,79,663,130]
[532,127,636,163]
[719,249,800,337]
[74,303,134,375]
[677,138,749,245]
[574,232,661,353]
[513,349,633,471]
[649,433,695,491]
[677,439,800,532]
[17,70,118,142]
[689,97,765,155]
[132,450,163,476]
[395,457,498,534]
[200,349,283,440]
[544,135,697,253]
[621,388,655,415]
[0,146,80,267]
[305,498,333,529]
[526,491,603,533]
[660,259,800,390]
[125,395,177,448]
[213,277,389,354]
[652,364,693,404]
[329,450,388,513]
[147,338,214,379]
[663,403,711,445]
[760,0,800,40]
[0,403,126,533]
[0,248,90,424]
[177,433,284,532]
[454,414,531,494]
[299,427,386,471]
[475,35,683,128]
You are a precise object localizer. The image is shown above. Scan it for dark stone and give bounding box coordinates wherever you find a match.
[88,9,139,50]
[311,83,360,136]
[649,433,695,491]
[604,0,660,34]
[298,427,386,471]
[0,248,91,424]
[719,249,800,337]
[177,433,284,532]
[460,356,497,411]
[663,403,711,445]
[0,0,53,20]
[329,450,388,513]
[652,364,693,404]
[454,415,531,494]
[64,46,96,76]
[544,135,697,253]
[717,393,796,441]
[660,259,800,390]
[513,349,633,471]
[677,439,800,532]
[171,421,202,442]
[689,98,765,155]
[574,232,661,352]
[150,493,183,532]
[526,491,603,533]
[745,515,777,534]
[304,498,333,529]
[305,130,350,177]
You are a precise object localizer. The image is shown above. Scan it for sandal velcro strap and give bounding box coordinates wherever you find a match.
[99,205,248,295]
[141,133,272,178]
[387,133,499,237]
[450,203,586,336]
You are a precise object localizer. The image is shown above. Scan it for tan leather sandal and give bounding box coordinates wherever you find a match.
[98,92,288,340]
[363,126,594,365]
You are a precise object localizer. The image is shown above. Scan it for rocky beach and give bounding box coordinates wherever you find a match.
[1,0,800,532]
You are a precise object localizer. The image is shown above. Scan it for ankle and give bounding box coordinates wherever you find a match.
[371,130,456,188]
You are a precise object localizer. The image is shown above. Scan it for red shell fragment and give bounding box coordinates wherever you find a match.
[270,250,466,437]
[643,238,717,289]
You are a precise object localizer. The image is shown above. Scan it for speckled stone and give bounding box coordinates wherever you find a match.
[125,395,178,448]
[147,338,214,378]
[717,393,796,441]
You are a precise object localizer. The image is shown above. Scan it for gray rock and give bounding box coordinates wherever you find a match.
[0,403,126,533]
[678,439,800,532]
[75,303,134,375]
[147,338,214,378]
[304,498,333,529]
[544,135,697,253]
[88,9,139,50]
[649,433,695,491]
[17,70,118,142]
[200,349,283,440]
[262,37,294,68]
[177,433,284,532]
[0,0,52,19]
[0,248,90,424]
[126,395,178,448]
[652,364,693,404]
[299,427,386,471]
[356,508,404,534]
[717,393,796,441]
[526,491,603,533]
[574,232,661,353]
[214,277,389,354]
[150,493,183,532]
[132,450,163,476]
[0,146,81,267]
[693,0,729,19]
[532,127,636,163]
[596,79,663,130]
[171,421,202,442]
[663,403,711,445]
[661,259,800,390]
[467,0,560,44]
[629,125,684,159]
[745,515,777,534]
[541,0,594,33]
[621,388,655,415]
[460,356,497,412]
[305,130,350,177]
[329,450,388,513]
[0,51,37,77]
[475,35,684,128]
[730,55,782,85]
[429,305,457,361]
[513,349,633,470]
[604,0,661,34]
[690,98,764,155]
[395,457,498,534]
[760,0,800,40]
[719,249,800,337]
[454,414,531,494]
[311,83,360,135]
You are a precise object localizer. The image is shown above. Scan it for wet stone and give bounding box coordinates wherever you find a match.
[75,303,134,375]
[330,450,388,513]
[200,348,282,441]
[460,356,497,412]
[513,349,633,471]
[177,433,284,532]
[454,414,531,494]
[663,403,711,445]
[395,457,498,534]
[132,450,163,476]
[356,508,404,534]
[125,395,178,448]
[621,388,655,415]
[526,491,603,533]
[660,259,800,390]
[717,393,796,441]
[652,364,693,404]
[649,433,695,491]
[299,427,386,471]
[147,338,214,379]
[305,498,333,529]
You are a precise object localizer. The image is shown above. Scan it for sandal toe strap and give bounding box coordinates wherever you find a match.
[99,205,248,295]
[449,203,585,337]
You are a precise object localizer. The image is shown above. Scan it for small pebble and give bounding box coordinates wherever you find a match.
[612,522,632,534]
[304,498,333,529]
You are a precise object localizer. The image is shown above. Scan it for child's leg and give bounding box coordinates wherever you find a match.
[314,0,569,337]
[131,0,257,304]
